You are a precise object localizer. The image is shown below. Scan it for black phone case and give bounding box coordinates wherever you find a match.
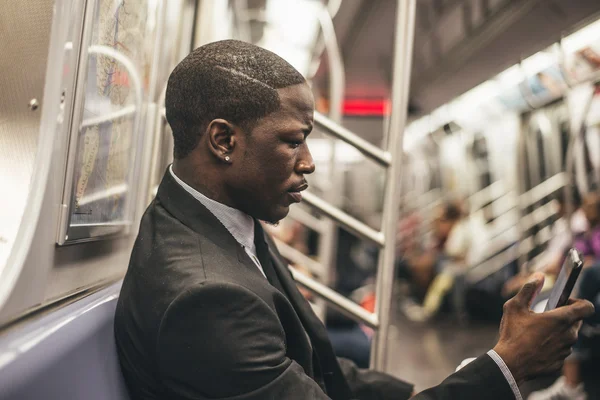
[555,263,583,308]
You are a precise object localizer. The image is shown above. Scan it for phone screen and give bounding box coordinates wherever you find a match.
[545,249,583,311]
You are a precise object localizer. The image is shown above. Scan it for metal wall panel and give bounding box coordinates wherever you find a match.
[0,0,55,285]
[0,0,199,326]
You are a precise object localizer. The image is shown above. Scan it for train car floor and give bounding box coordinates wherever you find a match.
[386,309,499,392]
[386,301,600,398]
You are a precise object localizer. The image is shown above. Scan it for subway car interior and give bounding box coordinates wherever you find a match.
[2,0,600,398]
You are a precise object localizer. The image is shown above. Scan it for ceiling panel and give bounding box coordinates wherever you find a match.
[314,0,600,117]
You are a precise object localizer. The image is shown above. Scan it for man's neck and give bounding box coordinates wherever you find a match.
[172,161,229,206]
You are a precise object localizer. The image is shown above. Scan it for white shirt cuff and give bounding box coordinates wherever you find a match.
[487,349,523,400]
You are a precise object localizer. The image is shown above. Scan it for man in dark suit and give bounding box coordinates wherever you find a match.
[114,40,594,400]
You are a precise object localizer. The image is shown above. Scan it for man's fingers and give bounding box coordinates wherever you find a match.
[514,272,545,309]
[547,299,595,324]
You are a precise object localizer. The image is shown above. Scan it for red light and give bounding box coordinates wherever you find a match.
[343,99,389,117]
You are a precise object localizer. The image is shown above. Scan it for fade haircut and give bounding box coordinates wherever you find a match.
[166,40,307,159]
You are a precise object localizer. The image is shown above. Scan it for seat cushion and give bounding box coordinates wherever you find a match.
[0,282,131,400]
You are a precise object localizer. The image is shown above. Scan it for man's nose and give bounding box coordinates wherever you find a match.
[296,144,315,175]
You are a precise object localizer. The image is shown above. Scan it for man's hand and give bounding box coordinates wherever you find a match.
[501,273,533,297]
[493,273,594,385]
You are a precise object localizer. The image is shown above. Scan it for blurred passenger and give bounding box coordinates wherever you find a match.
[398,200,481,321]
[420,201,475,318]
[399,202,461,300]
[396,210,422,258]
[442,200,473,265]
[574,192,600,265]
[529,192,600,400]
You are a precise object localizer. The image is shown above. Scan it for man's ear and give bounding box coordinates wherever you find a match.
[206,119,236,163]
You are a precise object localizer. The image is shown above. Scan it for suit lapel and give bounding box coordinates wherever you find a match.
[261,232,353,399]
[158,168,351,398]
[156,168,264,279]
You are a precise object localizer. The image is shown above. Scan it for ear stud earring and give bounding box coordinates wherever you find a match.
[225,156,230,162]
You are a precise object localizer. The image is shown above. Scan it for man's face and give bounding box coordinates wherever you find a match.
[225,83,315,223]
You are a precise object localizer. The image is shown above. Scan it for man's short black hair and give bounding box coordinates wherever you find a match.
[166,39,307,159]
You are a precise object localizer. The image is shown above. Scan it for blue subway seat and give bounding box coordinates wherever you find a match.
[0,282,130,400]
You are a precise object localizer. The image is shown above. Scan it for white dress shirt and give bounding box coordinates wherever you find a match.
[169,165,266,278]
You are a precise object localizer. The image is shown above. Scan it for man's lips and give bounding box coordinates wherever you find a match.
[288,183,308,203]
[288,192,303,202]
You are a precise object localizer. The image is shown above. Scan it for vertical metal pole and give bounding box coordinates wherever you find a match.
[316,4,345,320]
[371,0,416,372]
[516,120,530,271]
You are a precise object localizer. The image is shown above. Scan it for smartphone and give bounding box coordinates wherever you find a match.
[545,248,584,311]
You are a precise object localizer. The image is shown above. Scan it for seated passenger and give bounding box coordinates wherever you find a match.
[399,202,458,299]
[574,192,600,265]
[114,40,594,400]
[442,200,482,266]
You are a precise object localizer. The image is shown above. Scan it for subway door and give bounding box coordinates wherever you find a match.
[518,111,542,264]
[519,104,564,264]
[566,83,600,195]
[438,127,472,197]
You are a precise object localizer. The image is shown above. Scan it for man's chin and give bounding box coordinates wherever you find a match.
[261,205,290,225]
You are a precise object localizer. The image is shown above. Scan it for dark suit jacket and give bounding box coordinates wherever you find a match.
[114,170,516,399]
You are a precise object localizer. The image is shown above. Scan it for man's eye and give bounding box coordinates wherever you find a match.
[289,141,302,148]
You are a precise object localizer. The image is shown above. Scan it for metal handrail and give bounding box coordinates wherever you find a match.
[479,191,517,219]
[284,0,415,372]
[469,180,505,210]
[470,201,557,265]
[519,172,566,209]
[313,112,392,167]
[81,105,136,128]
[273,238,325,278]
[370,0,416,371]
[520,201,557,232]
[287,206,325,234]
[471,228,517,266]
[484,209,520,240]
[290,267,380,329]
[466,201,559,283]
[315,0,346,324]
[302,191,385,247]
[466,246,518,283]
[467,227,556,284]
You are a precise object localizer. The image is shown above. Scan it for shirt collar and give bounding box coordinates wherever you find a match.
[169,165,256,253]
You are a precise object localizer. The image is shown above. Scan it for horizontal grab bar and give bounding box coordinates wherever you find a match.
[272,238,325,277]
[302,191,385,247]
[519,173,566,208]
[287,206,325,234]
[314,112,392,167]
[290,267,380,329]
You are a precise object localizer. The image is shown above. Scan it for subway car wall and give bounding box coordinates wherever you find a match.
[0,0,197,326]
[1,0,600,342]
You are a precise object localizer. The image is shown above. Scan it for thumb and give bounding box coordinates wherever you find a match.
[514,272,545,309]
